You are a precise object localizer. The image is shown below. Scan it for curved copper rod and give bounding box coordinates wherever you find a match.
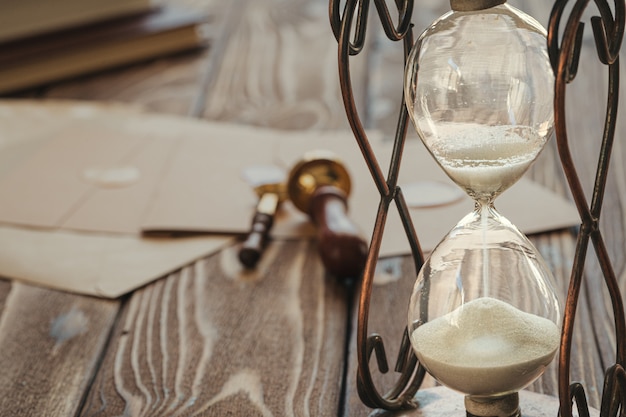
[600,364,626,417]
[569,383,592,417]
[330,0,413,48]
[548,2,584,413]
[591,0,624,64]
[337,0,390,197]
[549,0,625,416]
[332,0,425,410]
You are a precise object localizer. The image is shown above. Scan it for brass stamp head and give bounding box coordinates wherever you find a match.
[287,150,351,214]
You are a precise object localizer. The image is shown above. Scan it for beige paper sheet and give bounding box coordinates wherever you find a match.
[0,226,231,298]
[0,100,232,297]
[0,100,581,297]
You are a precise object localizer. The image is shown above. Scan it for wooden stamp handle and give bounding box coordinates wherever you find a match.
[309,185,368,279]
[238,212,274,268]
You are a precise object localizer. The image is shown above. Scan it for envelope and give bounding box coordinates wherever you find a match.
[0,226,231,297]
[0,100,234,297]
[0,100,581,296]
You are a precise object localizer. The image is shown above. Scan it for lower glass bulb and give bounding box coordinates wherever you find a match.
[407,205,561,399]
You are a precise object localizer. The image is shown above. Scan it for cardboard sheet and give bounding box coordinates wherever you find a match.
[0,100,581,296]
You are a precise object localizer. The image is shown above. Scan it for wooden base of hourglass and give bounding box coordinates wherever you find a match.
[375,387,600,417]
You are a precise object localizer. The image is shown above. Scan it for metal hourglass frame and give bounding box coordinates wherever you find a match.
[329,0,626,414]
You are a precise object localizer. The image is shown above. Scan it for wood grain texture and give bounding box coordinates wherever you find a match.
[200,0,361,130]
[0,0,623,415]
[79,241,348,416]
[0,283,118,416]
[0,2,232,416]
[46,1,361,415]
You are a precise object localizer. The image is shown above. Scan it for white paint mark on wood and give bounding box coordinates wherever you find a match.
[304,251,325,417]
[145,280,162,408]
[131,286,154,414]
[49,307,88,354]
[193,368,274,417]
[114,291,144,417]
[284,241,306,415]
[171,267,192,412]
[154,275,176,415]
[188,261,219,410]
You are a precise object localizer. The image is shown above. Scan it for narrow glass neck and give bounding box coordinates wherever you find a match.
[474,200,496,213]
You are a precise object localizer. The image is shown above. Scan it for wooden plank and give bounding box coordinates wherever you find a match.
[1,0,618,416]
[0,282,119,416]
[79,241,348,416]
[75,0,359,415]
[0,2,236,416]
[200,0,364,130]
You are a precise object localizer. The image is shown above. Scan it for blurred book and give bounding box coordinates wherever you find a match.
[0,6,210,94]
[0,0,154,43]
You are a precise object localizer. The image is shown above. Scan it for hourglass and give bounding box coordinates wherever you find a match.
[404,1,561,416]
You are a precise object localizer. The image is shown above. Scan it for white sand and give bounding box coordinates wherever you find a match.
[411,297,559,397]
[426,124,546,201]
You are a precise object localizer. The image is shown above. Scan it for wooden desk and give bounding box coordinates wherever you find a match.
[0,0,623,415]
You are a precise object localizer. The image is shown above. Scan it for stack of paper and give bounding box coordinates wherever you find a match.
[0,100,580,297]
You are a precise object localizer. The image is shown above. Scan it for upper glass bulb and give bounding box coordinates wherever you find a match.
[404,3,554,204]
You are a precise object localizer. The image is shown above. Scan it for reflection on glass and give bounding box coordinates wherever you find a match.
[404,3,561,416]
